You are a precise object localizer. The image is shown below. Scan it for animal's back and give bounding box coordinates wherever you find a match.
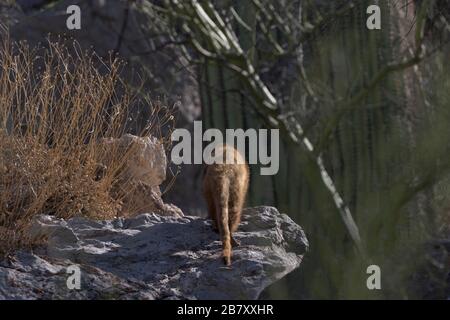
[203,144,249,266]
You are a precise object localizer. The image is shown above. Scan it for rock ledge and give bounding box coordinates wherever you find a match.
[0,207,308,300]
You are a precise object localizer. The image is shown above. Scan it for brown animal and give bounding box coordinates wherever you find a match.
[203,144,250,266]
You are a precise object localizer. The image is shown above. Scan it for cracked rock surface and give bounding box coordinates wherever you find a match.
[0,207,308,300]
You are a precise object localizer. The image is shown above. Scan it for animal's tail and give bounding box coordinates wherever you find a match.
[217,182,232,266]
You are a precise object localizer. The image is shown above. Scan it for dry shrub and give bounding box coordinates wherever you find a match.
[0,31,174,255]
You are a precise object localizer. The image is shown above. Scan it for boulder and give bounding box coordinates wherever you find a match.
[100,134,182,217]
[101,134,167,188]
[0,206,308,299]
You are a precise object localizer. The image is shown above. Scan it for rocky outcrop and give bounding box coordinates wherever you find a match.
[0,207,308,300]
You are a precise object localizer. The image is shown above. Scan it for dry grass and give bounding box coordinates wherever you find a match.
[0,31,174,256]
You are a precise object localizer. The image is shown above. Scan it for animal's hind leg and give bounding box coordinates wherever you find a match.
[229,206,242,247]
[228,185,246,247]
[216,187,232,266]
[204,186,218,232]
[228,194,244,233]
[229,207,242,233]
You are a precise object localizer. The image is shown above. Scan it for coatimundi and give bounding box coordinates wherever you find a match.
[203,144,249,266]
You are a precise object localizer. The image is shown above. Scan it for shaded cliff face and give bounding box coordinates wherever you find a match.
[0,207,308,300]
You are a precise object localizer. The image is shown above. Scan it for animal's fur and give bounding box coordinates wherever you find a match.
[203,144,249,266]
